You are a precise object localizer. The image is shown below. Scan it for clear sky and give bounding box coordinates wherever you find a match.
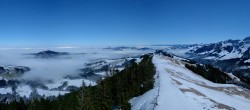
[0,0,250,46]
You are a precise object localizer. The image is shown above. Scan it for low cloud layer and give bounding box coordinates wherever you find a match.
[0,47,151,82]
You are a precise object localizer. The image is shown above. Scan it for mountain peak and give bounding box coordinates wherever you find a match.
[32,50,70,58]
[243,36,250,42]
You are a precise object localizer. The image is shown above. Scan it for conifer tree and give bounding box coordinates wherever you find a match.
[76,81,86,110]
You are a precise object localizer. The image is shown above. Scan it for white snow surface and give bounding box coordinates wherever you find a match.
[0,87,12,94]
[0,79,96,98]
[130,55,250,110]
[37,89,69,97]
[16,85,33,97]
[244,59,250,63]
[46,78,96,90]
[218,48,241,60]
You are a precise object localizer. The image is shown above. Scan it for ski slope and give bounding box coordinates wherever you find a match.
[130,55,250,110]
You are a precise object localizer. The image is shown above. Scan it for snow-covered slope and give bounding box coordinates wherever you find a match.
[181,37,250,61]
[163,37,250,62]
[164,37,250,85]
[130,55,250,110]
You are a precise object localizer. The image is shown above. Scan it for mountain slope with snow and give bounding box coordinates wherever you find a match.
[165,37,250,85]
[130,55,250,110]
[186,38,250,61]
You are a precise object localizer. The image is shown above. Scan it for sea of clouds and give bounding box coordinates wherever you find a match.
[0,46,153,82]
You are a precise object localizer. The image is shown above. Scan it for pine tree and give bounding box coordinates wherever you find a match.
[83,87,95,110]
[27,98,36,110]
[97,80,112,110]
[57,94,63,110]
[76,81,86,110]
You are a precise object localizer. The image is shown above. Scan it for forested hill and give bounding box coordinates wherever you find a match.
[0,54,156,110]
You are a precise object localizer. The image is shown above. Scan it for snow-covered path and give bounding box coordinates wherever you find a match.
[130,55,250,110]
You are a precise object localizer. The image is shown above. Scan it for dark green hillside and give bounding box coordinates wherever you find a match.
[185,63,232,84]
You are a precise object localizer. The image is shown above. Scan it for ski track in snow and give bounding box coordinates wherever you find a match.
[130,55,250,110]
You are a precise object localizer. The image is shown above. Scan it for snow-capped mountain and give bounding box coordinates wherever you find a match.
[103,46,153,51]
[165,36,250,85]
[187,37,250,61]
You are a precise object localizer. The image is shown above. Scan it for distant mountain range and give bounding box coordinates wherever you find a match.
[188,37,250,60]
[103,46,153,51]
[167,36,250,84]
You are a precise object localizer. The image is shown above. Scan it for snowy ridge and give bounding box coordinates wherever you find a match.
[183,37,250,61]
[129,62,160,110]
[130,55,250,110]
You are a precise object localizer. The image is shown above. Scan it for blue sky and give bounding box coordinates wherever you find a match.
[0,0,250,46]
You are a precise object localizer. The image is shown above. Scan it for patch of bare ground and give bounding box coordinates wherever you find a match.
[164,56,182,66]
[171,78,183,85]
[209,98,236,110]
[180,88,236,110]
[180,88,206,97]
[197,84,250,100]
[166,68,206,85]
